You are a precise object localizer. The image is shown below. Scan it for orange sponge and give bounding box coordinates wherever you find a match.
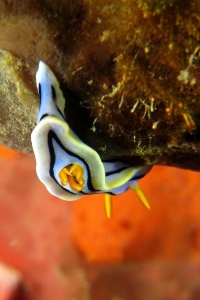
[71,166,200,263]
[0,145,20,159]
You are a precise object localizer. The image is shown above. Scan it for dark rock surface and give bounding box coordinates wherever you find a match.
[0,0,200,170]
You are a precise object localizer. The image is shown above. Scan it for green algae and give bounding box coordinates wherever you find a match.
[137,0,176,14]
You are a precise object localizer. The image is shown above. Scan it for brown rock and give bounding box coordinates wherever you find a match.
[0,50,37,153]
[0,0,200,170]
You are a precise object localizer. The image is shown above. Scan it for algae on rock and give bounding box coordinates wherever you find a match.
[0,0,200,171]
[0,50,38,153]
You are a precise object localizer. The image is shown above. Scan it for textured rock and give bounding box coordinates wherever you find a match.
[0,0,200,169]
[0,50,38,153]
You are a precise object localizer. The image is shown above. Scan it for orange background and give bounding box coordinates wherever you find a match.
[0,145,200,299]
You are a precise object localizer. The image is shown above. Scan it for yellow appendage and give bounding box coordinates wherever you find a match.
[132,184,150,210]
[104,194,112,219]
[58,164,85,192]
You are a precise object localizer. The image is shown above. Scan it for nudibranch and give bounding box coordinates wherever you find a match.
[31,61,152,218]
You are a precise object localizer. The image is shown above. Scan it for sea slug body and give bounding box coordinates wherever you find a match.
[31,61,152,217]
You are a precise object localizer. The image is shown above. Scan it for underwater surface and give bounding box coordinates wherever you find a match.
[0,0,200,299]
[0,146,200,299]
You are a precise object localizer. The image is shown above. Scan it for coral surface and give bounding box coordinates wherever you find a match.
[0,0,200,169]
